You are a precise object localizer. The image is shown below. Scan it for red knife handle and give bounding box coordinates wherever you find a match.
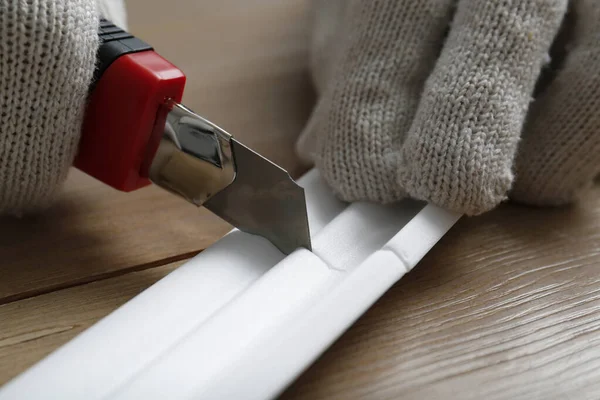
[73,18,186,192]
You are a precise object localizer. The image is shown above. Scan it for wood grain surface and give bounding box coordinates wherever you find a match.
[2,1,600,399]
[0,262,182,385]
[281,187,600,400]
[0,171,228,303]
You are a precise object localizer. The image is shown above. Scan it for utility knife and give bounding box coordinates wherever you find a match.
[74,19,311,255]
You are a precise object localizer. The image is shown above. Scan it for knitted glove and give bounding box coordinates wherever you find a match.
[297,0,600,215]
[0,0,126,216]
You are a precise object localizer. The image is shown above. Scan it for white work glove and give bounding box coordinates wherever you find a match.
[297,0,600,215]
[0,0,126,215]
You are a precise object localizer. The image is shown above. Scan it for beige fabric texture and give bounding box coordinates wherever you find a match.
[0,0,125,216]
[1,1,598,216]
[297,0,600,215]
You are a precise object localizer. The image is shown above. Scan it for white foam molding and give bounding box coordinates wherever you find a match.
[312,199,425,270]
[300,169,348,233]
[188,249,408,400]
[383,204,461,270]
[0,170,345,400]
[110,249,336,399]
[0,169,461,400]
[108,202,422,399]
[0,231,281,400]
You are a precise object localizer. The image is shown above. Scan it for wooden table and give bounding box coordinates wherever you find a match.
[2,1,600,399]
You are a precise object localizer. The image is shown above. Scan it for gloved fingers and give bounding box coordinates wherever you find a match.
[97,0,128,29]
[398,0,568,215]
[510,0,600,206]
[0,0,100,215]
[296,0,456,204]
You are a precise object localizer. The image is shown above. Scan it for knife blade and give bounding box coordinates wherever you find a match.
[149,102,312,254]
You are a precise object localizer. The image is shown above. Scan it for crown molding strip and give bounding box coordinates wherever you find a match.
[0,170,460,400]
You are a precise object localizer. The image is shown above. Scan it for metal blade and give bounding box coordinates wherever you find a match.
[148,101,311,255]
[203,139,312,255]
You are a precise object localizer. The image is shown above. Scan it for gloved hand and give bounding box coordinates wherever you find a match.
[2,1,598,218]
[296,0,600,215]
[0,0,126,216]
